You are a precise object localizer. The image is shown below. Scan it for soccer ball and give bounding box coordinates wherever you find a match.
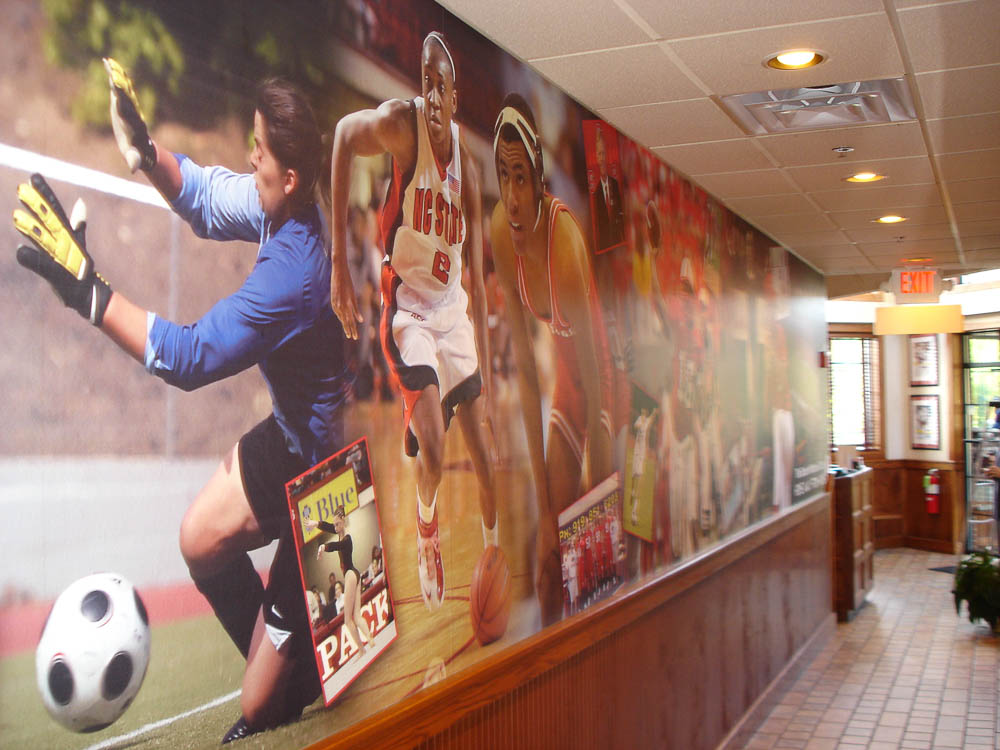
[35,572,151,732]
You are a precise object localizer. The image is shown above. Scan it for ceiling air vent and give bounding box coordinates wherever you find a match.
[720,78,916,135]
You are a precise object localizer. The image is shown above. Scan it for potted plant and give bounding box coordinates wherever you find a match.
[953,550,1000,632]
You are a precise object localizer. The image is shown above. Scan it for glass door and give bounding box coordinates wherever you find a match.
[962,330,1000,552]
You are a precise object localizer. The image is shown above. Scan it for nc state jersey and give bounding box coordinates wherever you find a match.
[381,96,466,304]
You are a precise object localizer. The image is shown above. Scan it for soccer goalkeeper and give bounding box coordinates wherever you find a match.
[12,60,351,741]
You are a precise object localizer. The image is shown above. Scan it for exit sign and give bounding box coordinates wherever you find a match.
[886,268,942,303]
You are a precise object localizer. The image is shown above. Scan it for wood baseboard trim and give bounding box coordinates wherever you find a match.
[904,536,958,554]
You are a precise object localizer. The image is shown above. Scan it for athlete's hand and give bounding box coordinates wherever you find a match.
[330,258,362,340]
[104,58,156,173]
[13,174,112,326]
[303,518,319,531]
[316,545,325,560]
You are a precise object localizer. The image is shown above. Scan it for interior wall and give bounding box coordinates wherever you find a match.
[882,333,952,462]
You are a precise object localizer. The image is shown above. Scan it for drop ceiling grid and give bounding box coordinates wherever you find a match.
[434,0,999,280]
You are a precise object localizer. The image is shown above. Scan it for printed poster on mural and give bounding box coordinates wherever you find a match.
[558,473,624,618]
[286,438,397,705]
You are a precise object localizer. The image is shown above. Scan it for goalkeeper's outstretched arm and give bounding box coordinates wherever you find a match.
[12,173,149,363]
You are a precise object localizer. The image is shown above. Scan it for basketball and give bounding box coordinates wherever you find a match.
[469,545,511,645]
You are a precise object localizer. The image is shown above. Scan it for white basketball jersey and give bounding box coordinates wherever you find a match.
[381,96,465,304]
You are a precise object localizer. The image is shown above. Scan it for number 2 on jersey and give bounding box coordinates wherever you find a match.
[432,250,451,285]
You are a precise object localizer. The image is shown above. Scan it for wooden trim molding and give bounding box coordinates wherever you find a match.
[311,494,832,749]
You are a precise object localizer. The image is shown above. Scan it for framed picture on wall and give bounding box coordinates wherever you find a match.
[911,394,940,450]
[909,334,939,386]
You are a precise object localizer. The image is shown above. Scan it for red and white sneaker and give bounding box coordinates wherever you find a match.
[417,505,444,609]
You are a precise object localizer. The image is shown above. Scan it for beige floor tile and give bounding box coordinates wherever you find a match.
[735,550,1000,750]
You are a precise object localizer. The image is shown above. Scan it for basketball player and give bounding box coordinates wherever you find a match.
[491,93,614,625]
[329,32,497,610]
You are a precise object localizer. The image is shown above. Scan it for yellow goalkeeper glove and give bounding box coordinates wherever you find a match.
[12,174,112,326]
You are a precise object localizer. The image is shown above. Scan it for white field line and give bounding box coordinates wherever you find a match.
[82,689,241,750]
[0,142,168,208]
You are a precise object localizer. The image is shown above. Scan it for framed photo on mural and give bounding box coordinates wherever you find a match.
[909,334,938,386]
[911,394,940,450]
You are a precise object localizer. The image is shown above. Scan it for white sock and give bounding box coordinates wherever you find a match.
[482,516,499,548]
[418,489,438,525]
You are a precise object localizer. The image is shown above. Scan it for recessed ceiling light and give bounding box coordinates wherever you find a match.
[844,171,886,183]
[765,50,827,70]
[876,215,906,224]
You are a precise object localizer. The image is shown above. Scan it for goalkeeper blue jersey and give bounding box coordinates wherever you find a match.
[145,155,350,464]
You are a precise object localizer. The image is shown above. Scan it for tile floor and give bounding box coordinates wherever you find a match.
[740,547,999,750]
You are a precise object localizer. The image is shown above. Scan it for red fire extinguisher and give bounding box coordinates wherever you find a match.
[924,468,940,514]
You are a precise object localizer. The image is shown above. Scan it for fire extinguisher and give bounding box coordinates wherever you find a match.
[924,468,940,514]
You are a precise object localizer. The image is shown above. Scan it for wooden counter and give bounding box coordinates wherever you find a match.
[833,467,874,621]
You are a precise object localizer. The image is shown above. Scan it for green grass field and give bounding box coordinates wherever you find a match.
[0,614,346,750]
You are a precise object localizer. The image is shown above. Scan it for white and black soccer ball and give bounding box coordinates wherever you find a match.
[35,572,151,733]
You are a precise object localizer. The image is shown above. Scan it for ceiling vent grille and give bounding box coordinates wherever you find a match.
[720,78,916,135]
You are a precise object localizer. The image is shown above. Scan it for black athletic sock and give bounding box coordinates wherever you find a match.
[192,553,264,659]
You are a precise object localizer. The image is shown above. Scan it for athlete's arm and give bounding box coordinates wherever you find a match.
[460,136,492,423]
[329,100,415,338]
[146,236,309,390]
[551,215,610,486]
[490,204,549,515]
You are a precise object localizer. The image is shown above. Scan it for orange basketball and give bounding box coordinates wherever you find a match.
[470,545,511,645]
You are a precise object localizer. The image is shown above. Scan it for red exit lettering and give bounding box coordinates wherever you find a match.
[900,270,935,294]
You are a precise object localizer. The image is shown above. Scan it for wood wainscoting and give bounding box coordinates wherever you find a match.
[312,495,833,750]
[866,458,964,554]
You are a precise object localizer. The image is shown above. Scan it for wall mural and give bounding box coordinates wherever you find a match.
[0,1,829,747]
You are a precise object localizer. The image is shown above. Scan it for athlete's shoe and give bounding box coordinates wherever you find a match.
[417,505,445,609]
[221,715,258,744]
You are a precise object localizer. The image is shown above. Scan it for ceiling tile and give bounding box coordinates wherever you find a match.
[665,15,903,97]
[948,177,1000,205]
[652,139,773,175]
[897,0,1000,73]
[926,113,1000,155]
[599,98,745,146]
[777,229,854,247]
[955,201,1000,222]
[964,248,1000,266]
[626,0,882,40]
[531,44,703,110]
[793,244,865,259]
[915,65,1000,120]
[829,204,949,229]
[756,122,927,168]
[784,157,935,191]
[963,234,1000,251]
[845,223,953,243]
[818,256,878,273]
[724,193,816,216]
[754,213,837,234]
[857,237,957,257]
[692,169,799,198]
[437,0,650,60]
[959,219,1000,239]
[937,149,1000,182]
[810,183,943,212]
